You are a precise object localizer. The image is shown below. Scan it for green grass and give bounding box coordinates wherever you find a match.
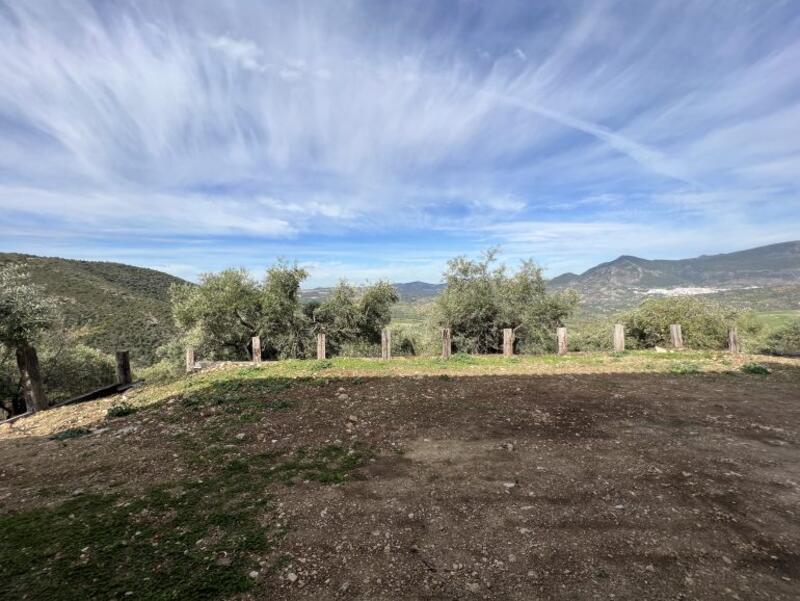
[0,446,369,601]
[50,427,92,440]
[128,350,747,411]
[106,402,138,418]
[669,361,702,375]
[740,362,771,375]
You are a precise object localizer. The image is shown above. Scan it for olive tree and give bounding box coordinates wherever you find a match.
[171,268,261,360]
[260,261,312,358]
[312,280,399,355]
[0,264,57,414]
[437,250,578,354]
[171,262,311,361]
[621,296,739,349]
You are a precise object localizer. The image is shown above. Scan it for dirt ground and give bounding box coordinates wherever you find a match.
[2,358,800,600]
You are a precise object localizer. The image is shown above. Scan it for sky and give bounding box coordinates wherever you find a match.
[1,0,800,286]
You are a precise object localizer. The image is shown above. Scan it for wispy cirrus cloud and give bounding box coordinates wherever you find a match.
[0,0,798,285]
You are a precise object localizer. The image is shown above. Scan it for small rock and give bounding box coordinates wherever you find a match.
[655,346,667,353]
[235,433,246,440]
[339,581,350,592]
[287,572,298,583]
[249,570,260,579]
[466,582,480,592]
[503,482,516,489]
[348,415,358,423]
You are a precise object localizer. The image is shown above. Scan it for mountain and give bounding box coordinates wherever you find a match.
[548,241,800,311]
[302,281,445,302]
[0,253,187,364]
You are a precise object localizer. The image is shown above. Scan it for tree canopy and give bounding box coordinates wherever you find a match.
[436,250,578,353]
[170,263,399,360]
[0,264,57,350]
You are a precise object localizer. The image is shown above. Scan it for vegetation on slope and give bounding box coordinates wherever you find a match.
[0,253,185,365]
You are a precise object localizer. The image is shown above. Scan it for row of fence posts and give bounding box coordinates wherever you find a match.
[185,323,743,372]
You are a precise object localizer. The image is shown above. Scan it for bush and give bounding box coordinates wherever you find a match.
[337,341,380,358]
[622,297,737,350]
[740,362,770,375]
[670,361,701,374]
[137,359,183,384]
[107,403,137,418]
[51,427,91,440]
[41,344,116,402]
[568,319,615,352]
[762,320,800,356]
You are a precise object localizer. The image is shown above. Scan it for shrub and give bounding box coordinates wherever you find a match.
[137,359,183,384]
[670,361,701,374]
[51,427,91,440]
[740,362,770,375]
[41,344,116,402]
[568,319,615,352]
[762,320,800,356]
[107,403,137,418]
[337,341,381,358]
[622,297,736,350]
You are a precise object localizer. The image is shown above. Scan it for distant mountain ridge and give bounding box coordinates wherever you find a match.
[547,241,800,310]
[301,280,445,302]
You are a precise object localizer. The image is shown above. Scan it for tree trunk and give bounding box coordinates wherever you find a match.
[16,345,47,412]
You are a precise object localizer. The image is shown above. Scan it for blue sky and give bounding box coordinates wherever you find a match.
[1,1,799,286]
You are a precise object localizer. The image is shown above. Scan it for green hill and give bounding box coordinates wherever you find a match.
[0,253,187,365]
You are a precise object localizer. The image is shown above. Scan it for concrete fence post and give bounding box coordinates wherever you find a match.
[185,347,195,373]
[381,328,391,360]
[728,327,739,354]
[503,328,514,357]
[613,324,625,353]
[316,332,326,360]
[669,324,684,349]
[557,327,568,356]
[115,351,132,385]
[251,336,262,363]
[442,328,452,359]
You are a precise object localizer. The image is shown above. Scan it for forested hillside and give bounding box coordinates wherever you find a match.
[0,253,185,364]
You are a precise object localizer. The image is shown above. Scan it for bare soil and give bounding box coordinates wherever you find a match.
[2,359,799,600]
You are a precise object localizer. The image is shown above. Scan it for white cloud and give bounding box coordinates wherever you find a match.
[0,1,797,281]
[209,35,265,72]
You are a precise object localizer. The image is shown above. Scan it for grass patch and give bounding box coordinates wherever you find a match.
[106,402,138,418]
[50,427,91,441]
[740,362,771,375]
[0,444,370,600]
[271,444,372,485]
[669,361,701,375]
